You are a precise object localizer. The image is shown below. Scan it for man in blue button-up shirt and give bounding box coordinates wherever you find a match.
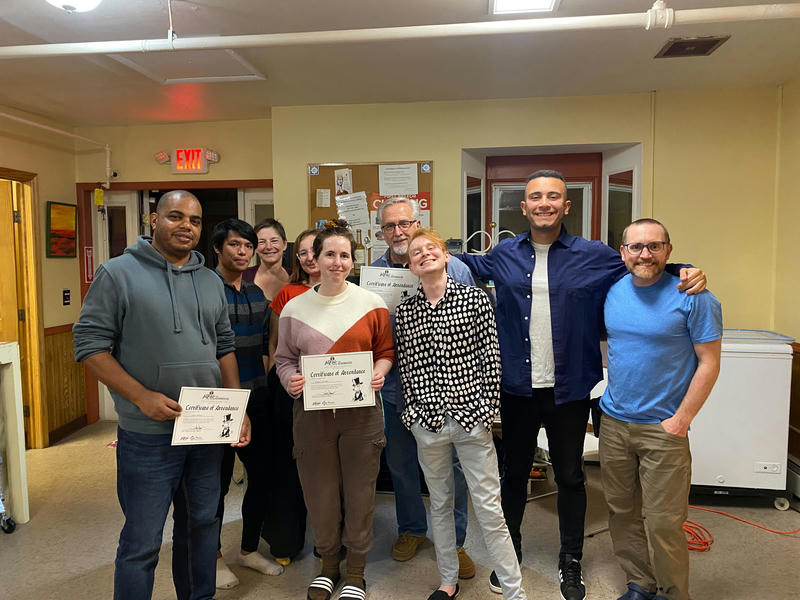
[372,197,477,579]
[457,170,705,600]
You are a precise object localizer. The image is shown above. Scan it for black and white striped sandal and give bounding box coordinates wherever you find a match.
[338,579,366,600]
[306,574,340,600]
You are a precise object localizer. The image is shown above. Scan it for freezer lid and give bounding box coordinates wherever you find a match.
[720,329,794,356]
[722,329,794,343]
[721,342,793,357]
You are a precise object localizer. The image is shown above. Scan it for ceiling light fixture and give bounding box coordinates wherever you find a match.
[45,0,104,13]
[492,0,560,15]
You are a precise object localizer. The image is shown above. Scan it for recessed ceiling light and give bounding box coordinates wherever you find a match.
[46,0,103,13]
[492,0,560,15]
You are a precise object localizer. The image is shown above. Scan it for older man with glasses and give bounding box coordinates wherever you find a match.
[371,197,476,579]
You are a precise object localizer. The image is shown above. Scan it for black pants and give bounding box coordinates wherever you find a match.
[217,387,271,553]
[260,367,307,558]
[499,388,590,563]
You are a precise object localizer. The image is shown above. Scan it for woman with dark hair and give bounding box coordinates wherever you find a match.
[258,228,321,567]
[243,218,289,301]
[275,220,394,600]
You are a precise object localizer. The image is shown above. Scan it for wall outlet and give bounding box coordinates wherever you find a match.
[753,462,781,474]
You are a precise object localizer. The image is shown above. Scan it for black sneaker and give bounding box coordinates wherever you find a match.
[558,555,586,600]
[488,570,502,594]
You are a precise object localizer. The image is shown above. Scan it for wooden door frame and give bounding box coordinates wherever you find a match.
[1,167,48,448]
[76,178,273,423]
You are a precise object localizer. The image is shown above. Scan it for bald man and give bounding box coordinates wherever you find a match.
[74,190,250,600]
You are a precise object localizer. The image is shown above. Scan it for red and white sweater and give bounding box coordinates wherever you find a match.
[275,282,395,397]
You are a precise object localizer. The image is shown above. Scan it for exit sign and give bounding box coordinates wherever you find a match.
[172,148,208,174]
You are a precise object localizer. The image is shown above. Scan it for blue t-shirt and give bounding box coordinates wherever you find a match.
[600,272,722,423]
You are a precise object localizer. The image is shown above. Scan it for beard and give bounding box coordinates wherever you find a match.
[631,260,665,281]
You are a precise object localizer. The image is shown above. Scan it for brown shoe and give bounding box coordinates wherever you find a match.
[457,547,475,579]
[391,532,427,561]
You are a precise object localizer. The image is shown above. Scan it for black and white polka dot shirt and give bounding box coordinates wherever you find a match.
[396,276,502,434]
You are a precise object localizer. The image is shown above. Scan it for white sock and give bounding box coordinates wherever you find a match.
[240,551,285,576]
[216,557,240,590]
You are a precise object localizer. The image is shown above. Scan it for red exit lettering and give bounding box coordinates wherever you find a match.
[175,148,202,171]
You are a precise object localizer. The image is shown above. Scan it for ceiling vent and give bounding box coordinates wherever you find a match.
[655,36,730,58]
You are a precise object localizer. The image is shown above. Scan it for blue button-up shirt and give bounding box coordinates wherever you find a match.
[458,227,642,404]
[372,247,475,409]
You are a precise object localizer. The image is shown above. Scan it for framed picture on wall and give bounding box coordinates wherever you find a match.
[46,201,78,258]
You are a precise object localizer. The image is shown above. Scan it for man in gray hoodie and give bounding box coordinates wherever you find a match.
[73,190,250,600]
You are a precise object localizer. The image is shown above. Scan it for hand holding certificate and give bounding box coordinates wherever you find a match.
[171,387,251,446]
[301,351,375,411]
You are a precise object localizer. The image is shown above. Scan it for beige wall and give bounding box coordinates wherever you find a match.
[272,88,785,329]
[5,87,794,332]
[75,119,272,183]
[272,93,653,238]
[0,105,80,328]
[652,88,779,330]
[775,77,800,339]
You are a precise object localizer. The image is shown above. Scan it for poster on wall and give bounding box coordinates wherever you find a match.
[46,201,77,258]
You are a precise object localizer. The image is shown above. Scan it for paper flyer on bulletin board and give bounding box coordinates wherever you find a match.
[335,191,372,248]
[378,163,418,196]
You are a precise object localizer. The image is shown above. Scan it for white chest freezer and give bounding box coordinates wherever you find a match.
[689,329,793,495]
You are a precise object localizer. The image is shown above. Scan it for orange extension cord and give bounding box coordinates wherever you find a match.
[684,505,800,552]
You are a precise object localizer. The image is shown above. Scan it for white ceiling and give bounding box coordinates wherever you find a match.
[0,0,799,126]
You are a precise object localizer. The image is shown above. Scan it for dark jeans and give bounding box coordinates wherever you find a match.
[114,427,223,600]
[499,389,590,563]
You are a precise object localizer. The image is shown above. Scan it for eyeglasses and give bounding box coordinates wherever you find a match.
[380,219,417,234]
[297,250,312,260]
[622,241,669,255]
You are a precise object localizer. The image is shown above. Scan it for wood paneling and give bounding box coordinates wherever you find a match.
[43,328,86,437]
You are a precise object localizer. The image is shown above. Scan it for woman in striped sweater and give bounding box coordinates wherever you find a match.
[275,220,394,600]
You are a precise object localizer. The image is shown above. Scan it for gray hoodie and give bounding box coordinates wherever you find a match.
[73,236,235,434]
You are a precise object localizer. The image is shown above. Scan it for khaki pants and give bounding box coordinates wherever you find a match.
[599,414,692,600]
[293,400,385,558]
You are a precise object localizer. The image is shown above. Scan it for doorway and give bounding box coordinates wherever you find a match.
[0,171,46,448]
[92,191,139,420]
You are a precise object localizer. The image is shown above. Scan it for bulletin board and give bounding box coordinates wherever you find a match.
[307,161,433,228]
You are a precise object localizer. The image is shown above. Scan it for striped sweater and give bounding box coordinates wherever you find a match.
[275,282,395,397]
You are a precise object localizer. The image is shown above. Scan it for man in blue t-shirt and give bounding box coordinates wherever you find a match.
[600,218,722,600]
